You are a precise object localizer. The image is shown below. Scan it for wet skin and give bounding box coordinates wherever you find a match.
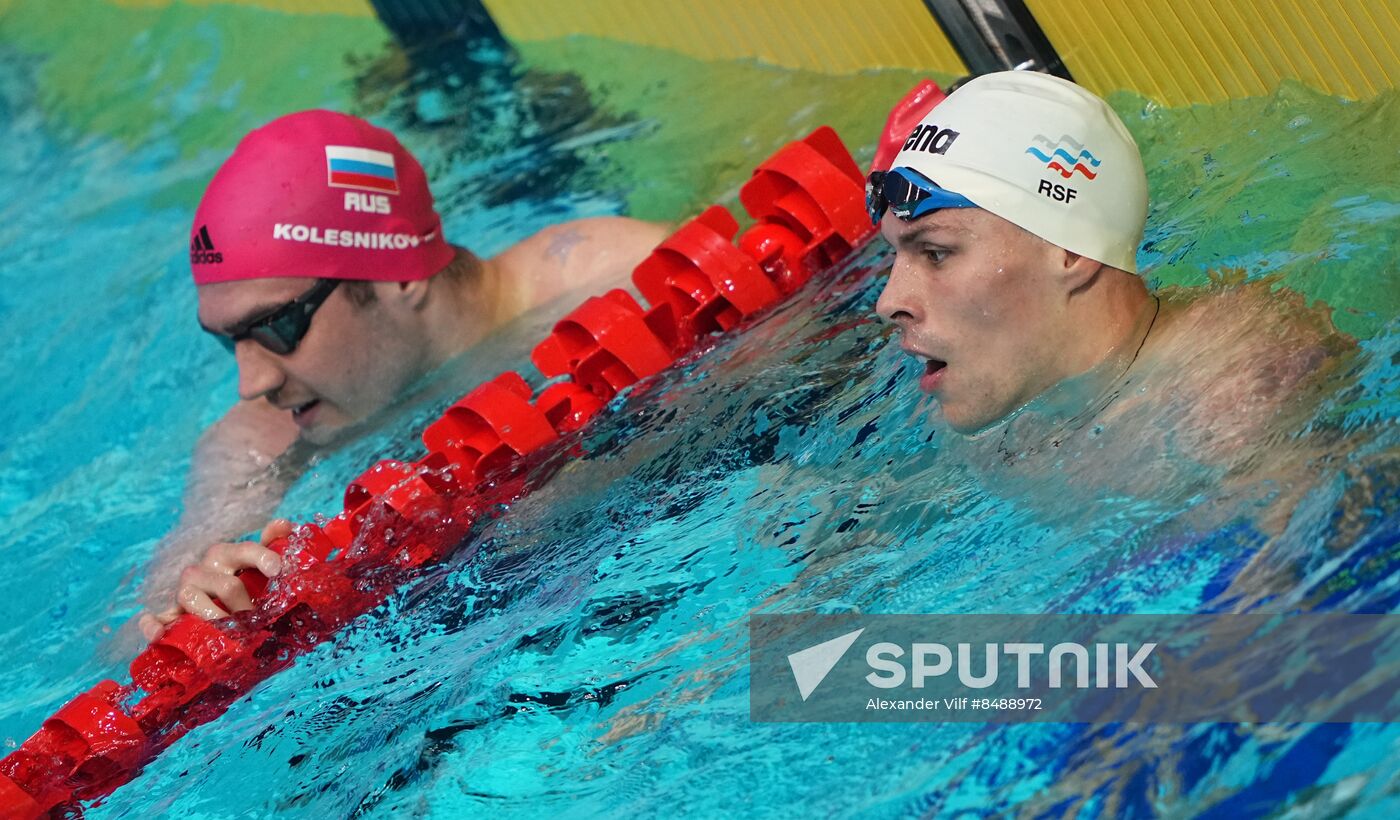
[140,218,673,642]
[875,208,1147,433]
[197,276,438,446]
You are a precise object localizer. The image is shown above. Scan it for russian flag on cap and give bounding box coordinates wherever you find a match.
[325,145,399,195]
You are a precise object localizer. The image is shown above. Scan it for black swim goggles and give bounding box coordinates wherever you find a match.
[866,166,977,225]
[204,278,341,355]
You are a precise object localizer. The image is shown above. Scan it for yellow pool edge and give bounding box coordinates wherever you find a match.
[479,0,1399,105]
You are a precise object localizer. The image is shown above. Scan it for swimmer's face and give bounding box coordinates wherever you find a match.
[875,208,1073,433]
[197,277,429,444]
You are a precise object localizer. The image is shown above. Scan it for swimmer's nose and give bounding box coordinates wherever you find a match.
[234,342,287,402]
[875,260,923,329]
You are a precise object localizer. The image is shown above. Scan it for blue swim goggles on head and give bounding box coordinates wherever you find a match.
[865,166,978,225]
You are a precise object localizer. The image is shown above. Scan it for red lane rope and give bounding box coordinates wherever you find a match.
[1,86,942,815]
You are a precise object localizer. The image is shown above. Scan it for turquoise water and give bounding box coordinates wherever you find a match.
[2,8,1399,819]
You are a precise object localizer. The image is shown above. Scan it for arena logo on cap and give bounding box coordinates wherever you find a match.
[1025,135,1100,180]
[903,123,961,156]
[325,145,400,195]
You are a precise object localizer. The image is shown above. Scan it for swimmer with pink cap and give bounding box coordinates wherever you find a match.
[191,110,455,286]
[140,110,668,641]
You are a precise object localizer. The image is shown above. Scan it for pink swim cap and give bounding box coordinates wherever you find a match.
[190,110,455,285]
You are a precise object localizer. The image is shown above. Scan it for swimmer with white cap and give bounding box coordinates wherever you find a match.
[872,70,1158,434]
[873,71,1349,498]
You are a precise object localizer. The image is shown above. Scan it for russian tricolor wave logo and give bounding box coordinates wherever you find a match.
[1025,134,1100,180]
[325,145,400,195]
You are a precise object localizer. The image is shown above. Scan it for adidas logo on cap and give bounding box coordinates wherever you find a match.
[190,225,223,265]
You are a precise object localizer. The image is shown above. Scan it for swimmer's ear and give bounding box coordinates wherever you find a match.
[1056,248,1104,297]
[376,278,432,311]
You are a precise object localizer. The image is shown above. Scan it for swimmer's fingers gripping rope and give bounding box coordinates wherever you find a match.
[0,114,917,816]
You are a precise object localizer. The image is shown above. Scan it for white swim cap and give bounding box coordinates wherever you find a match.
[888,71,1148,273]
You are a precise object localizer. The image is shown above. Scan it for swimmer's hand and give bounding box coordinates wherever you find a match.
[139,519,292,642]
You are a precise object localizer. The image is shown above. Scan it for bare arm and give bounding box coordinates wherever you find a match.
[140,399,304,614]
[136,218,668,639]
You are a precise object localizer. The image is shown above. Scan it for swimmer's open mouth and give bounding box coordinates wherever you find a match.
[898,342,946,392]
[919,358,947,393]
[291,399,319,418]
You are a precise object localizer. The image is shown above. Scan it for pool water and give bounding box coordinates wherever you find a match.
[1,2,1397,817]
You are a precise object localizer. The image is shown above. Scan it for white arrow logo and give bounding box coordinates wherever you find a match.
[788,628,865,701]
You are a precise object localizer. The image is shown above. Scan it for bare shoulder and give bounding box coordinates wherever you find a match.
[1151,280,1355,452]
[496,217,671,302]
[1163,280,1354,375]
